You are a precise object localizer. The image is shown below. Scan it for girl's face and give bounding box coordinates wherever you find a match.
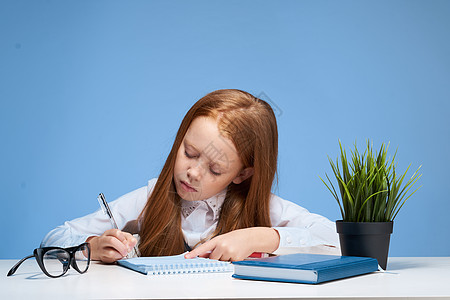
[173,116,253,201]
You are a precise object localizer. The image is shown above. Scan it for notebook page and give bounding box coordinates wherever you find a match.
[117,253,234,275]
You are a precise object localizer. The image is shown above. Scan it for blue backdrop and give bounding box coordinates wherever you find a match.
[1,0,449,259]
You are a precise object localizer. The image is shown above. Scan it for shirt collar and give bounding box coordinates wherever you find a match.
[180,188,227,220]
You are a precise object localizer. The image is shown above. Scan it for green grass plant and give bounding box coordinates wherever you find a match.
[321,140,422,222]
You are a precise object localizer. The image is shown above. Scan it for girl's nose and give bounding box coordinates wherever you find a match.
[187,163,204,181]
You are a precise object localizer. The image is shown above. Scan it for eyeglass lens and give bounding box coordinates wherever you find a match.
[42,244,89,277]
[74,243,89,273]
[42,249,70,277]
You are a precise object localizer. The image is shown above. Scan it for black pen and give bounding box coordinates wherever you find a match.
[97,193,137,259]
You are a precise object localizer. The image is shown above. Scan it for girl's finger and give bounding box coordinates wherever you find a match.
[104,229,128,243]
[185,242,214,259]
[198,252,211,258]
[207,249,225,261]
[123,232,138,247]
[101,247,125,262]
[102,235,129,257]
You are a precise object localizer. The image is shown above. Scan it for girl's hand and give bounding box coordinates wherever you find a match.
[86,229,137,263]
[185,227,280,262]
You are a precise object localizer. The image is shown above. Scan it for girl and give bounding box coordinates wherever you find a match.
[41,89,339,263]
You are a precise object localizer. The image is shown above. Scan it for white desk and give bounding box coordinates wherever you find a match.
[1,257,450,299]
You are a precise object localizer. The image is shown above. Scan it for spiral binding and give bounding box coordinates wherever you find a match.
[147,260,233,275]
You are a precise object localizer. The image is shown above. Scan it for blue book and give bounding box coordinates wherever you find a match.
[232,253,378,284]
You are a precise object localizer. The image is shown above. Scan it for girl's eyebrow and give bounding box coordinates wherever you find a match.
[184,140,200,152]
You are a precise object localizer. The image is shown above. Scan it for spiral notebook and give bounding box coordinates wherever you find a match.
[117,253,234,275]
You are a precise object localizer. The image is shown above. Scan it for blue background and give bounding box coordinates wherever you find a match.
[1,0,449,259]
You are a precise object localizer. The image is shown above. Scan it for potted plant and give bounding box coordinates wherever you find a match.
[321,140,421,269]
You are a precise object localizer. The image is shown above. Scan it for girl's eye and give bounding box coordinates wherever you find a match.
[185,151,195,159]
[184,149,221,176]
[210,169,221,176]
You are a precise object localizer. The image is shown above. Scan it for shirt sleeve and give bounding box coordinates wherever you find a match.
[40,179,157,248]
[269,194,340,253]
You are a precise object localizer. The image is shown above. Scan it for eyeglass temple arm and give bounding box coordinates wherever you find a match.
[7,254,34,276]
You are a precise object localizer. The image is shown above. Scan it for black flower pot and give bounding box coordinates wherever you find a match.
[336,221,393,270]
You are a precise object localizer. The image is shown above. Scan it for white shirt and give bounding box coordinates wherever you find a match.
[41,178,339,254]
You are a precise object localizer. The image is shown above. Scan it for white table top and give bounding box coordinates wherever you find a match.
[1,257,450,299]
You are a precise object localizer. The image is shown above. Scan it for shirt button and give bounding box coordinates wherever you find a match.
[286,236,292,244]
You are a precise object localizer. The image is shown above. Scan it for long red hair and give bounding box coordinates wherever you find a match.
[138,89,278,256]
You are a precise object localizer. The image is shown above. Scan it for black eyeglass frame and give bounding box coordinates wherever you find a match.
[7,243,91,278]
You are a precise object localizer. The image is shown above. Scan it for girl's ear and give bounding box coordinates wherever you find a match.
[232,167,254,185]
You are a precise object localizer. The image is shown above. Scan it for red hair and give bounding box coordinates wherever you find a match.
[138,89,278,256]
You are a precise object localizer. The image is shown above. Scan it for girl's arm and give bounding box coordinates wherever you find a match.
[41,179,156,259]
[185,227,280,262]
[186,194,339,261]
[269,194,339,253]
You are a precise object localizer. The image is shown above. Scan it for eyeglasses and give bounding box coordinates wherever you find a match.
[7,243,90,278]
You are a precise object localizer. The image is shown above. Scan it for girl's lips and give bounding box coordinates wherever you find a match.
[180,181,198,192]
